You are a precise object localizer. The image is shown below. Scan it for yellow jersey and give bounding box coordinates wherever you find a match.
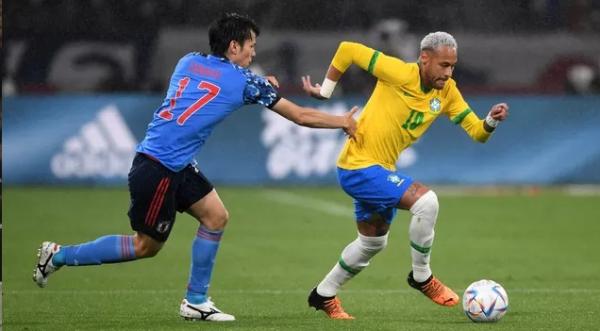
[332,42,491,171]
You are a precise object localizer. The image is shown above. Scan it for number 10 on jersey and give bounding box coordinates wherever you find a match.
[402,109,424,130]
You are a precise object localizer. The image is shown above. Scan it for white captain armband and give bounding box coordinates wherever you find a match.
[319,78,337,99]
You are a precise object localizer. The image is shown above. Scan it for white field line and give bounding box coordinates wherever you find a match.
[260,186,600,212]
[432,185,600,197]
[260,189,354,218]
[564,185,600,196]
[257,186,600,219]
[7,288,600,295]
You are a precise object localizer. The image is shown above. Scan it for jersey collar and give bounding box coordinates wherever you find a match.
[207,54,231,63]
[416,61,433,94]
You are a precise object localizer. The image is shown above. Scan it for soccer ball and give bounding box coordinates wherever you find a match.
[462,279,509,322]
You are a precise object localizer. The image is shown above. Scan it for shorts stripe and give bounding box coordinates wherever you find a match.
[145,177,171,227]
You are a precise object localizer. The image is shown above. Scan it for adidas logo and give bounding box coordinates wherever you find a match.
[50,104,137,179]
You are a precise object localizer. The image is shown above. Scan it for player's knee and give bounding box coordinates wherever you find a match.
[217,208,230,228]
[138,245,161,258]
[410,190,439,218]
[358,232,388,254]
[202,207,229,231]
[134,234,163,258]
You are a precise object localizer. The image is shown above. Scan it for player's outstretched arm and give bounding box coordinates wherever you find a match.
[453,103,509,143]
[265,75,280,88]
[301,66,343,100]
[270,98,358,138]
[302,42,408,100]
[483,103,509,132]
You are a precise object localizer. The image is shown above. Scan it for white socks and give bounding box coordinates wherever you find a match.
[316,232,388,297]
[408,191,439,282]
[316,190,439,295]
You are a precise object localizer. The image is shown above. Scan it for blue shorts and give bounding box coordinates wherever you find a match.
[337,165,414,224]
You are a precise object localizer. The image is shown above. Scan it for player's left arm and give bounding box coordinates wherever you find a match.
[457,104,509,143]
[264,75,280,88]
[482,103,509,132]
[446,83,509,142]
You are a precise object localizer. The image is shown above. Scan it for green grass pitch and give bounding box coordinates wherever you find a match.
[3,187,600,330]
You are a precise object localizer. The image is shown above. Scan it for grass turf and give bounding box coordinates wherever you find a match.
[3,187,600,330]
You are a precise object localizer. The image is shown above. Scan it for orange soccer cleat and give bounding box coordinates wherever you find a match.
[407,271,459,307]
[308,288,355,320]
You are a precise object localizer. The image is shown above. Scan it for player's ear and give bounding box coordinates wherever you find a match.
[419,50,430,64]
[229,40,239,55]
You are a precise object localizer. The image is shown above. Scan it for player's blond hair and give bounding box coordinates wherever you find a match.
[420,31,457,51]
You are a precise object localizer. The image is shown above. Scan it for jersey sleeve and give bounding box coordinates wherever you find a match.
[242,70,281,108]
[444,82,491,143]
[331,41,413,85]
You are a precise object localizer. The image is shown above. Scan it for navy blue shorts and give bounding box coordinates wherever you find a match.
[127,153,213,242]
[337,165,414,224]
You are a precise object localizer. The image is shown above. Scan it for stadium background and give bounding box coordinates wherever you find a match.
[3,1,600,330]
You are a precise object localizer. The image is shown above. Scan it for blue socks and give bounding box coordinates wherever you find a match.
[185,226,223,304]
[49,228,222,306]
[52,235,136,266]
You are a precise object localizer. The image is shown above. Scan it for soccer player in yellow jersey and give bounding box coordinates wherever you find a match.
[301,32,509,319]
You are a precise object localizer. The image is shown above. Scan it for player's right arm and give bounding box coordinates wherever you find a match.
[302,41,411,99]
[242,67,358,137]
[270,98,358,138]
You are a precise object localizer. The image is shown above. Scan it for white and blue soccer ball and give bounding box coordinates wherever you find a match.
[462,279,509,322]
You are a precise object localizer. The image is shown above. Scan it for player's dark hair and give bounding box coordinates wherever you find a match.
[209,13,260,58]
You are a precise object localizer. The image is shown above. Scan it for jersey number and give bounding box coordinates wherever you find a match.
[402,109,424,130]
[158,77,221,125]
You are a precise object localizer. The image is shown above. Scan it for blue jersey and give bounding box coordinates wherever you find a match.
[137,53,280,172]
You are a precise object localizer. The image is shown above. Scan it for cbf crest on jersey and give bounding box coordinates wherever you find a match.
[429,98,441,113]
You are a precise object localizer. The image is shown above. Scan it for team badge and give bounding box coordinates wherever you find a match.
[156,220,172,234]
[429,98,441,113]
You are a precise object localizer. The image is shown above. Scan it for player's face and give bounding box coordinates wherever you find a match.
[230,31,257,68]
[420,46,457,90]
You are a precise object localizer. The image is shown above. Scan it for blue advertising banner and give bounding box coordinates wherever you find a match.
[3,95,600,185]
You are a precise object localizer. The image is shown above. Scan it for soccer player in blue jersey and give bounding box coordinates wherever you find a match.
[33,13,357,322]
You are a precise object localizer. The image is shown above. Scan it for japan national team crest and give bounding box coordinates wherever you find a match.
[429,98,441,113]
[156,220,172,234]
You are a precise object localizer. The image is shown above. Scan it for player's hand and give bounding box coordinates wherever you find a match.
[301,75,327,100]
[488,103,509,121]
[343,106,359,139]
[265,75,280,88]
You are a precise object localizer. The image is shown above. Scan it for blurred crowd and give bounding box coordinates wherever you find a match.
[3,0,600,95]
[8,0,600,34]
